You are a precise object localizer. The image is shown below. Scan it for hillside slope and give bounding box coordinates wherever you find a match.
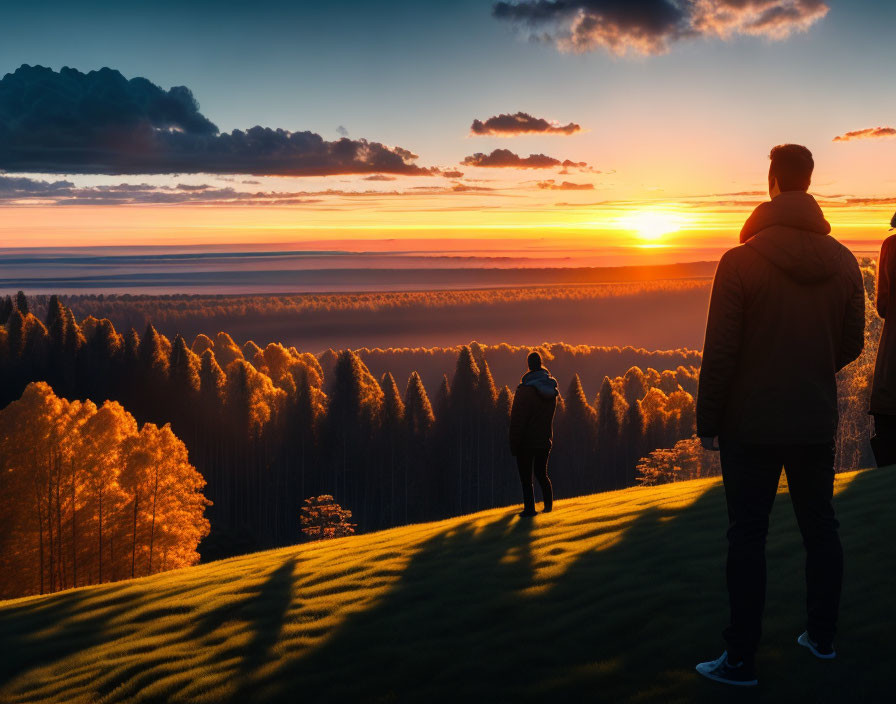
[1,469,892,704]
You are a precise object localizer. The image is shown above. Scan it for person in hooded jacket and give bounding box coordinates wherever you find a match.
[869,215,896,464]
[695,144,865,687]
[509,351,559,517]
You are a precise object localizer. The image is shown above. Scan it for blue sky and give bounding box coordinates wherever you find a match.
[2,0,894,171]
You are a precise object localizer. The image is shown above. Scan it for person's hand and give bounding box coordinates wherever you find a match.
[700,436,720,452]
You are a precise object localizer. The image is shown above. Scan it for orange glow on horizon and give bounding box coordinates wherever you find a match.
[0,199,892,259]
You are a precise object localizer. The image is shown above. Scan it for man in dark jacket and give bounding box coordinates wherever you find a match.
[509,352,559,517]
[695,144,865,687]
[870,228,896,464]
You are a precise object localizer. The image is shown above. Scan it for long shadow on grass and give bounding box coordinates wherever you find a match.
[255,470,893,704]
[259,486,727,703]
[0,585,137,689]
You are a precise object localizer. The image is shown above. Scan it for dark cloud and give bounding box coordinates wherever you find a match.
[0,174,501,205]
[537,179,594,190]
[493,0,828,56]
[0,174,75,197]
[363,174,397,181]
[441,170,465,178]
[0,65,433,176]
[833,126,896,142]
[471,111,581,136]
[462,148,589,169]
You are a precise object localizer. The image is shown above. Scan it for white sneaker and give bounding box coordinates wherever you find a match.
[696,651,758,687]
[798,631,836,659]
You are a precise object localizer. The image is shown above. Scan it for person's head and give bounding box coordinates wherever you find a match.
[768,144,814,197]
[527,351,542,371]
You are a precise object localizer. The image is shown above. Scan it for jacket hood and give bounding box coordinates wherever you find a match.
[520,368,559,398]
[739,191,843,284]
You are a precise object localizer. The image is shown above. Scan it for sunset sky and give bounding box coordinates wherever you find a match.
[1,0,895,263]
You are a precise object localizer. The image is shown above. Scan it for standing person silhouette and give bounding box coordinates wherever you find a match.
[695,144,865,687]
[870,214,896,465]
[509,352,559,517]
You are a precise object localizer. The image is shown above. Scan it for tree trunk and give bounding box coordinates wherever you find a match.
[131,492,139,579]
[71,459,77,588]
[148,467,159,573]
[56,464,65,590]
[97,487,103,583]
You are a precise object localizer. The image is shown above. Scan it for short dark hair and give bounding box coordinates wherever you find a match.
[527,351,542,371]
[769,144,814,192]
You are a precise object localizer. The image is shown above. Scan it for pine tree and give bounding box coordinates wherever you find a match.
[0,295,13,325]
[494,385,514,505]
[169,335,201,397]
[596,376,624,489]
[404,372,434,437]
[324,351,383,527]
[379,372,406,525]
[213,332,244,369]
[475,359,498,508]
[137,324,170,421]
[403,372,434,522]
[555,375,597,494]
[15,290,29,315]
[191,334,214,357]
[621,398,646,486]
[199,349,226,408]
[448,346,480,514]
[621,366,648,404]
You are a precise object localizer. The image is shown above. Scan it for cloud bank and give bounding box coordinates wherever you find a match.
[537,179,594,190]
[0,174,503,205]
[493,0,829,56]
[471,112,581,136]
[462,149,589,169]
[0,65,432,176]
[833,126,896,142]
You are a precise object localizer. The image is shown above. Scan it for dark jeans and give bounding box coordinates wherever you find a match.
[516,449,553,512]
[719,438,843,662]
[872,414,896,466]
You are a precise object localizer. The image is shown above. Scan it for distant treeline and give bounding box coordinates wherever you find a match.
[37,280,714,351]
[1,292,703,559]
[355,343,701,400]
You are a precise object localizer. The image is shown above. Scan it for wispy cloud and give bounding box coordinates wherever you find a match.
[493,0,829,56]
[0,65,433,176]
[471,112,581,136]
[833,126,896,142]
[537,180,594,190]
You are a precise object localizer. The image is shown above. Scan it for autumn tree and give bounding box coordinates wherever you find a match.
[0,382,209,599]
[300,495,355,540]
[636,436,720,486]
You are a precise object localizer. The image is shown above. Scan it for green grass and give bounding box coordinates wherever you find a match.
[1,469,893,704]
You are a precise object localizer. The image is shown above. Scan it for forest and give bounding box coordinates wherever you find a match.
[0,258,880,599]
[45,278,714,351]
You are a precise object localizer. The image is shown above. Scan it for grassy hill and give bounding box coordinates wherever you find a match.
[1,468,892,704]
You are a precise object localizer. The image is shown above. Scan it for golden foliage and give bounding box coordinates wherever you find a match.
[0,382,210,598]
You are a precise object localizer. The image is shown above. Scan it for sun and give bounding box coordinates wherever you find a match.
[617,210,687,242]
